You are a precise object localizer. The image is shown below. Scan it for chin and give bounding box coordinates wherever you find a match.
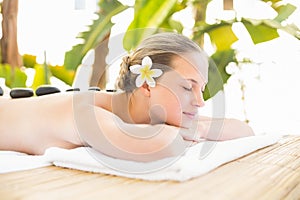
[167,119,192,129]
[180,122,193,129]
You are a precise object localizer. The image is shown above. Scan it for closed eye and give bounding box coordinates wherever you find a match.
[183,86,192,91]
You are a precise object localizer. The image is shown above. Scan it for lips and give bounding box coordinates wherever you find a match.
[183,111,198,119]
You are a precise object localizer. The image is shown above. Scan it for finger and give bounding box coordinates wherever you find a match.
[184,140,198,147]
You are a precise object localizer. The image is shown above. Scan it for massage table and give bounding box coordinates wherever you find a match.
[0,135,299,199]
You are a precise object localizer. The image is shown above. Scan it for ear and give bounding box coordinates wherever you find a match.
[140,83,151,97]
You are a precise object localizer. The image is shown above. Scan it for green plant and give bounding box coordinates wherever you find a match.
[0,53,75,90]
[64,0,128,71]
[64,0,299,100]
[0,64,27,88]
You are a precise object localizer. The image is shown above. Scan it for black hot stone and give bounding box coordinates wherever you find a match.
[35,86,61,96]
[0,86,3,96]
[106,89,117,92]
[10,88,34,99]
[88,87,101,91]
[66,88,80,92]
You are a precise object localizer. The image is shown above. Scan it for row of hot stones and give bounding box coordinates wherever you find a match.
[0,86,116,99]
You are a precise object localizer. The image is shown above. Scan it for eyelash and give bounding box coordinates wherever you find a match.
[182,86,206,94]
[183,86,192,91]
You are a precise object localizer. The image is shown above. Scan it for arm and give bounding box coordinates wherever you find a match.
[181,116,255,142]
[200,117,255,141]
[74,104,186,162]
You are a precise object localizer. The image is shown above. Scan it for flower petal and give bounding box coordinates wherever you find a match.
[142,56,152,68]
[151,69,163,78]
[135,75,145,88]
[129,64,142,74]
[146,77,156,87]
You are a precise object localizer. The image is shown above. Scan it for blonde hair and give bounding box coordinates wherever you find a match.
[117,32,203,92]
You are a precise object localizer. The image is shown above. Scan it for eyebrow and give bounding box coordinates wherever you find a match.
[186,78,207,86]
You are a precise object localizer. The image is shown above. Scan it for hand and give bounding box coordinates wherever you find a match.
[178,122,205,142]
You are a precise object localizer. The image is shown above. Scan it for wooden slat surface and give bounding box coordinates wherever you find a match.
[1,135,300,200]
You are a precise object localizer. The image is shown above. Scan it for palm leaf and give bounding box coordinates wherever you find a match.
[64,0,127,70]
[0,64,27,88]
[204,49,235,100]
[242,18,279,44]
[123,0,178,51]
[208,24,238,50]
[274,3,296,22]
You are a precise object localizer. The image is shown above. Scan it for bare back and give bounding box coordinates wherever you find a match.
[0,91,111,155]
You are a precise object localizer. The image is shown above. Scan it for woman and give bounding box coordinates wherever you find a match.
[0,32,254,162]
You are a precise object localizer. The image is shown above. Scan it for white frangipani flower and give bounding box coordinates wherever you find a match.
[129,56,163,88]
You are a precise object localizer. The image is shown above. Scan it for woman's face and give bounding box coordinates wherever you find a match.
[149,52,208,128]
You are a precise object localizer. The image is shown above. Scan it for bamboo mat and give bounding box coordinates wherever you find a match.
[1,135,300,200]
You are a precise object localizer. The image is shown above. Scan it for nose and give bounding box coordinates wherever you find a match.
[192,90,205,107]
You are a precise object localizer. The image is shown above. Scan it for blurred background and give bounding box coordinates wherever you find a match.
[0,0,300,135]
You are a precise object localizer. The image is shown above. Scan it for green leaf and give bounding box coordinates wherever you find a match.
[159,0,187,33]
[204,49,235,100]
[242,19,279,44]
[22,54,37,68]
[159,18,184,33]
[31,64,51,90]
[123,0,178,51]
[64,0,127,70]
[0,64,27,88]
[0,64,9,79]
[98,0,126,14]
[261,0,281,9]
[208,24,238,50]
[10,68,27,88]
[274,3,296,22]
[0,64,12,87]
[49,65,75,86]
[254,18,300,40]
[133,0,149,16]
[168,18,184,33]
[261,18,300,40]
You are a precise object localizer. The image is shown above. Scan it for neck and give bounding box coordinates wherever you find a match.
[112,92,150,124]
[128,91,150,124]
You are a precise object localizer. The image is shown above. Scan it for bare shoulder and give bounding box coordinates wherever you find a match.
[0,91,114,115]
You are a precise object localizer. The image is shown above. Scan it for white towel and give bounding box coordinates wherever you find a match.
[0,151,51,173]
[0,134,281,181]
[47,134,281,181]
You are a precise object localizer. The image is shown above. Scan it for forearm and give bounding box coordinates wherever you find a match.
[76,105,186,162]
[200,118,255,141]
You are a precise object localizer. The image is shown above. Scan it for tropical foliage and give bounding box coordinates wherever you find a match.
[0,0,299,99]
[64,0,299,99]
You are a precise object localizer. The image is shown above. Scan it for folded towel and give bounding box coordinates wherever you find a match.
[0,134,281,181]
[0,151,51,173]
[44,134,281,181]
